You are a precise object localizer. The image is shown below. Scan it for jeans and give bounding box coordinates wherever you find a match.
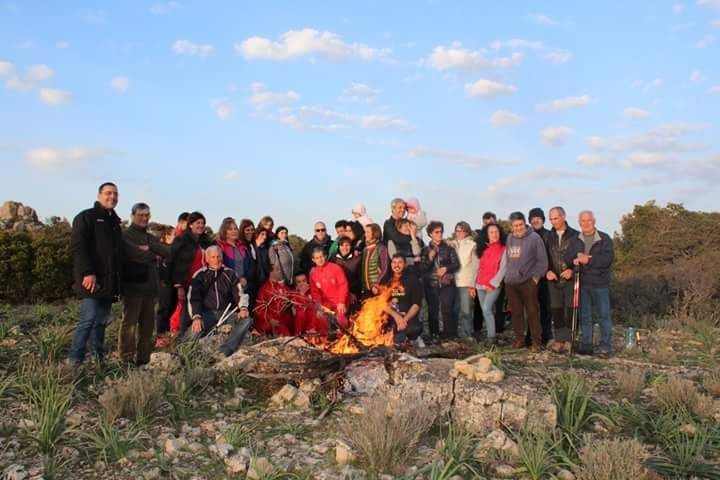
[580,287,612,352]
[69,297,113,363]
[476,286,501,339]
[505,280,541,346]
[425,284,456,337]
[182,309,220,341]
[456,287,474,338]
[219,317,253,356]
[119,295,156,365]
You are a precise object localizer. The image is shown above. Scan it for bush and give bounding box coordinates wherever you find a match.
[98,371,165,424]
[0,232,33,303]
[339,392,436,476]
[654,377,714,419]
[615,369,645,402]
[31,231,73,302]
[576,437,648,480]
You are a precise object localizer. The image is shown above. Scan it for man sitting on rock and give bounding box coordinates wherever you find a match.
[382,254,424,345]
[185,245,254,356]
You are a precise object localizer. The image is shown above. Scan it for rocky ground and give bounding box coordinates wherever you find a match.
[1,302,719,480]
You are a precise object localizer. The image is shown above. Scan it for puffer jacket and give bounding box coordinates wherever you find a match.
[187,266,241,318]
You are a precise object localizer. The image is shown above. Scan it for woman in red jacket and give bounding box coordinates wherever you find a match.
[309,248,349,328]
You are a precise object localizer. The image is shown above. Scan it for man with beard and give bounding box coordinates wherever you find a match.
[382,255,424,344]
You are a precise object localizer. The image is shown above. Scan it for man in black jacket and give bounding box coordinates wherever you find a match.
[382,255,424,344]
[300,222,331,274]
[382,198,411,247]
[68,182,122,366]
[120,202,170,365]
[528,207,552,346]
[545,207,578,354]
[565,210,615,355]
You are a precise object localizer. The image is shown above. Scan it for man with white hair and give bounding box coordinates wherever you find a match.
[186,245,247,339]
[382,198,410,246]
[565,210,615,355]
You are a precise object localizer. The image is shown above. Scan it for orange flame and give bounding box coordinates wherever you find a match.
[330,287,394,354]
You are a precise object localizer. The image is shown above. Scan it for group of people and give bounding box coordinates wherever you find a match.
[66,182,614,368]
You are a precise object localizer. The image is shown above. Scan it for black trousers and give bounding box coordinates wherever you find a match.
[156,281,176,336]
[425,284,456,338]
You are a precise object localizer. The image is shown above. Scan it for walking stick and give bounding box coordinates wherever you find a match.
[570,265,581,357]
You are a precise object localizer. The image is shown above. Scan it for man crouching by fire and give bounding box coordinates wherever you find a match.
[381,254,424,346]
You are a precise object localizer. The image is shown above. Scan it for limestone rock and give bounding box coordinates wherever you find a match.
[209,442,234,459]
[224,454,248,474]
[556,469,576,480]
[164,437,188,456]
[335,439,356,465]
[495,464,515,478]
[145,352,180,373]
[269,384,311,411]
[474,429,519,459]
[247,457,272,480]
[2,464,27,480]
[453,355,504,383]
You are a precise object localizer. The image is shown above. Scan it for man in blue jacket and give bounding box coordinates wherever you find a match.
[565,210,615,355]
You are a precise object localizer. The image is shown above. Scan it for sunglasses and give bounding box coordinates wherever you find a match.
[316,228,326,232]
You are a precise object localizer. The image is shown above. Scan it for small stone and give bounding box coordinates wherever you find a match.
[209,442,234,459]
[17,419,34,430]
[270,384,299,405]
[224,454,248,474]
[94,460,106,471]
[2,465,27,480]
[164,437,188,456]
[556,469,576,480]
[336,439,355,465]
[349,405,365,415]
[247,457,272,480]
[143,467,161,480]
[292,389,311,410]
[312,444,329,454]
[680,423,697,435]
[188,442,204,453]
[273,446,288,457]
[495,464,515,478]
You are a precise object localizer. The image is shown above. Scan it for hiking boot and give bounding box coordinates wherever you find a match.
[575,344,593,355]
[550,340,565,354]
[511,339,525,349]
[530,344,541,353]
[414,337,426,349]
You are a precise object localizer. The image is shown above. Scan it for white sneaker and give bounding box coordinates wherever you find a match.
[415,337,426,348]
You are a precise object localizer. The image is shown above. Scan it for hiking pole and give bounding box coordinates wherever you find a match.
[208,305,238,337]
[570,265,581,357]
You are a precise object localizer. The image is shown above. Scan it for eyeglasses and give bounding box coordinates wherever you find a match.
[315,228,326,232]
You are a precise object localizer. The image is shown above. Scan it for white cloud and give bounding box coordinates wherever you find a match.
[694,34,715,48]
[109,76,129,92]
[341,82,378,102]
[713,19,720,27]
[626,152,671,167]
[529,13,558,26]
[710,85,720,93]
[491,39,544,50]
[540,126,574,146]
[673,3,686,13]
[236,28,391,61]
[689,70,706,82]
[698,0,720,8]
[172,39,214,57]
[55,41,70,49]
[209,98,234,119]
[543,49,573,64]
[632,78,664,92]
[284,106,411,131]
[426,43,523,71]
[0,61,14,76]
[536,95,592,112]
[26,64,53,82]
[249,83,300,110]
[150,1,181,14]
[490,110,523,127]
[623,107,650,118]
[25,146,110,169]
[492,167,593,189]
[464,79,517,98]
[577,153,616,166]
[39,88,72,106]
[584,123,708,158]
[408,145,515,168]
[224,170,239,180]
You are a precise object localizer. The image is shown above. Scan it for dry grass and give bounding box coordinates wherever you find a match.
[576,437,648,480]
[654,377,715,419]
[703,369,720,397]
[98,370,165,424]
[339,392,436,476]
[616,368,645,401]
[648,347,677,365]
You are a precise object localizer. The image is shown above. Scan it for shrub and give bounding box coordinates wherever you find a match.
[339,392,436,476]
[31,233,73,302]
[98,371,165,424]
[81,415,147,463]
[655,377,714,419]
[703,369,720,397]
[0,232,33,303]
[549,372,598,439]
[576,437,648,480]
[514,429,562,480]
[615,368,645,401]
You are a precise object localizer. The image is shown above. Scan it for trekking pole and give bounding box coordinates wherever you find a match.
[208,306,239,337]
[570,265,581,357]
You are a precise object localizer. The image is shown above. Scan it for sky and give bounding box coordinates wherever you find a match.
[1,1,719,238]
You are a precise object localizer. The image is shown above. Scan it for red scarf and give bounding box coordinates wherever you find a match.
[476,242,505,288]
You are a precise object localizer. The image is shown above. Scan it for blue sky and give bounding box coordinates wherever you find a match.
[1,1,718,238]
